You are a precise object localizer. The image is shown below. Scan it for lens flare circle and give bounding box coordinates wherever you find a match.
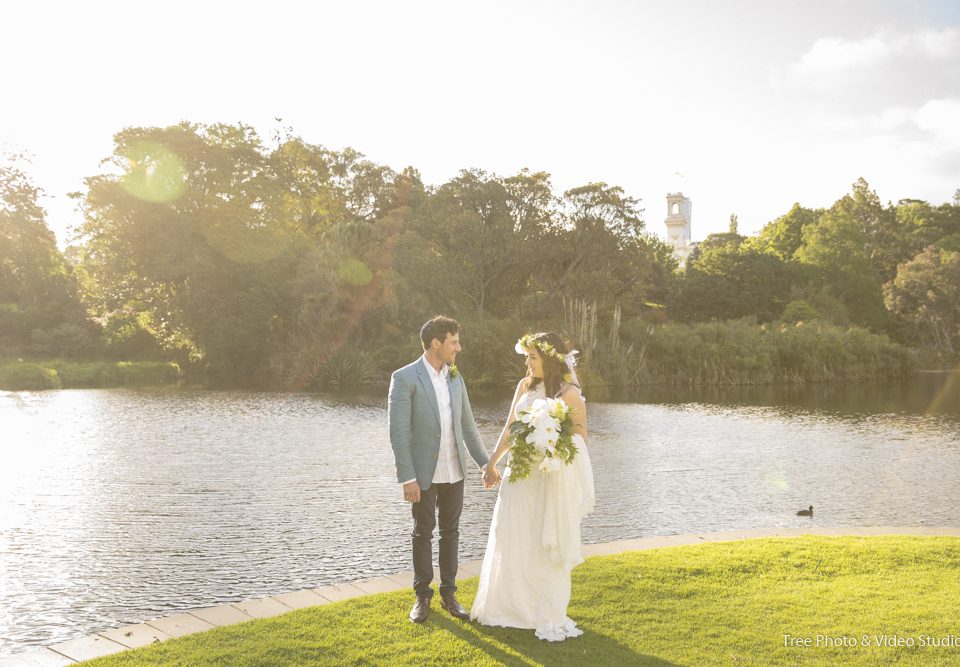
[764,471,790,492]
[120,141,186,203]
[338,258,373,286]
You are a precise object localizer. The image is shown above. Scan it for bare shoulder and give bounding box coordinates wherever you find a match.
[560,383,584,404]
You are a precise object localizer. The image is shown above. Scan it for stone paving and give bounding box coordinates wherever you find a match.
[4,525,959,666]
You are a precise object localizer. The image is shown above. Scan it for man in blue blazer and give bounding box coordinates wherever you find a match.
[388,315,498,623]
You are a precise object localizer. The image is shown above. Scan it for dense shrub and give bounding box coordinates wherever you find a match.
[108,361,181,386]
[0,362,61,390]
[0,360,181,390]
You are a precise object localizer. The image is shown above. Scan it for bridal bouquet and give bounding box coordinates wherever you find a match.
[508,397,579,482]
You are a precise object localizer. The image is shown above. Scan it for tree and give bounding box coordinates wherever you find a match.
[839,178,906,283]
[795,182,889,330]
[883,247,960,356]
[747,203,822,260]
[673,243,792,322]
[76,123,308,382]
[545,182,668,316]
[895,199,960,255]
[0,157,92,356]
[395,169,547,320]
[502,169,556,242]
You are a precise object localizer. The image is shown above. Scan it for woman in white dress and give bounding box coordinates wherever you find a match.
[471,332,596,641]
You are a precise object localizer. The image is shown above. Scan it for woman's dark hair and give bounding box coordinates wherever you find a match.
[420,315,461,350]
[523,331,578,398]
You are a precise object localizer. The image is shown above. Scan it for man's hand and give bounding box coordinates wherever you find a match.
[482,464,501,488]
[403,480,421,503]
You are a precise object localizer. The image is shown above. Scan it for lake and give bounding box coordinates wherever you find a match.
[1,372,958,656]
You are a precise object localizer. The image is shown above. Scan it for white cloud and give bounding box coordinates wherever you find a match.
[806,97,960,145]
[806,105,915,133]
[915,97,960,143]
[789,27,960,77]
[793,34,892,75]
[776,26,960,108]
[776,25,960,195]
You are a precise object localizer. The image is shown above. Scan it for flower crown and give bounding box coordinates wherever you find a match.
[515,334,567,364]
[515,334,579,383]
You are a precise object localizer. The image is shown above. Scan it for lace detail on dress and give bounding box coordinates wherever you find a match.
[514,382,545,419]
[521,379,580,403]
[535,618,585,642]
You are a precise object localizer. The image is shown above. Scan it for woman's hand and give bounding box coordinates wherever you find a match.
[483,464,501,488]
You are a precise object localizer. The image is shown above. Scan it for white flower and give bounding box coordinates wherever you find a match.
[522,402,561,448]
[539,456,563,473]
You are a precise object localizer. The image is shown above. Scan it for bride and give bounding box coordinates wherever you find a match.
[470,332,596,641]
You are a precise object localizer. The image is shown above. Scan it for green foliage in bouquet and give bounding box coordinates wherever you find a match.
[507,398,579,483]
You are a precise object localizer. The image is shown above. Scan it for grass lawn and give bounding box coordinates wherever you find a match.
[80,536,960,666]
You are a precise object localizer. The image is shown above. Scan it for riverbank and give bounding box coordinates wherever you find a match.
[0,360,182,390]
[3,320,931,393]
[9,527,958,666]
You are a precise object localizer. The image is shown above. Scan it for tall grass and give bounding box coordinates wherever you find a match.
[376,314,916,393]
[309,347,378,392]
[583,319,916,387]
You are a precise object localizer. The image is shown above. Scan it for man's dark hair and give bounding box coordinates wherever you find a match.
[420,315,461,350]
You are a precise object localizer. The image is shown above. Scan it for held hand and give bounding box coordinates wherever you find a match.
[483,464,501,488]
[403,481,421,503]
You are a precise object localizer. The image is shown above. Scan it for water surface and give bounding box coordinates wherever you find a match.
[1,373,958,655]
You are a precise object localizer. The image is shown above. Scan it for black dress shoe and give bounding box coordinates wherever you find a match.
[409,595,431,623]
[440,594,469,620]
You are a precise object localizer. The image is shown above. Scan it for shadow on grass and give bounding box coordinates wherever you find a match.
[430,614,678,666]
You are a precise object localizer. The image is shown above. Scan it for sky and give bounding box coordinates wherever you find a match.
[1,0,959,248]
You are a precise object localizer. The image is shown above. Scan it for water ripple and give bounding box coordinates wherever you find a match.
[0,379,958,656]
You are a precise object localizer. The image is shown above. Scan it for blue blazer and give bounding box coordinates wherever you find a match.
[388,357,489,490]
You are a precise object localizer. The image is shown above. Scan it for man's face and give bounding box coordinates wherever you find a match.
[434,332,461,365]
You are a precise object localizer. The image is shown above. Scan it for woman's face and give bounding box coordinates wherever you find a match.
[524,347,544,379]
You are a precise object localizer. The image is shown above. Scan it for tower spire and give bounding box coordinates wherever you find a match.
[664,192,694,267]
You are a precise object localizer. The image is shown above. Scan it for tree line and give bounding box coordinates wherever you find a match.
[1,122,957,390]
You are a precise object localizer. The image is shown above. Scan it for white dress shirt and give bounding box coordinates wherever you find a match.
[399,355,464,486]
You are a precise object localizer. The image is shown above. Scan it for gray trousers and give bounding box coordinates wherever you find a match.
[411,479,464,598]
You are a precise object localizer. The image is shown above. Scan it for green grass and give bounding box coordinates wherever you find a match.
[80,536,960,666]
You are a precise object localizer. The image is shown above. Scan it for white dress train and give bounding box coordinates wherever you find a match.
[470,384,596,641]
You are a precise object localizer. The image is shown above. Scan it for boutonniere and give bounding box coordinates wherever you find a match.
[448,364,460,379]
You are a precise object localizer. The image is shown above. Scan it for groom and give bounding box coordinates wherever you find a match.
[388,315,499,623]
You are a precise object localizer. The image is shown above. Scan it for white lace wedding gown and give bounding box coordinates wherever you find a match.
[470,383,596,641]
